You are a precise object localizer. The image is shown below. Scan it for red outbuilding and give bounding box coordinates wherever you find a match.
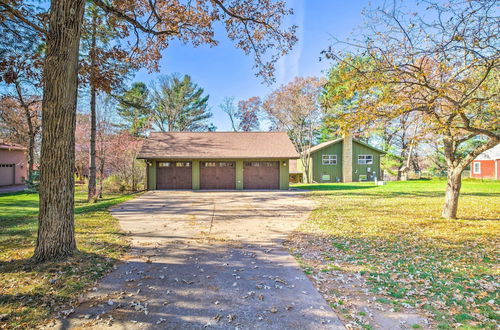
[470,144,500,180]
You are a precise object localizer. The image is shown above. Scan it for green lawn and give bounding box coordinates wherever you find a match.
[289,179,500,329]
[0,188,137,328]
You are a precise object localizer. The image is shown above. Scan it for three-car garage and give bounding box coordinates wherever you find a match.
[139,132,299,191]
[155,160,281,190]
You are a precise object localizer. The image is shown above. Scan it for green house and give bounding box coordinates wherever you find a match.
[292,135,386,183]
[138,132,299,190]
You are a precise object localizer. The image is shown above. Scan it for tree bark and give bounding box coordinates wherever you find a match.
[33,0,86,262]
[442,169,462,219]
[87,8,98,202]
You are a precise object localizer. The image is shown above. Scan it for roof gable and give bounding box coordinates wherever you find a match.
[308,138,386,155]
[137,132,299,159]
[0,140,26,151]
[476,143,500,160]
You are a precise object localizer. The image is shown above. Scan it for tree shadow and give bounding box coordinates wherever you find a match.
[50,241,342,329]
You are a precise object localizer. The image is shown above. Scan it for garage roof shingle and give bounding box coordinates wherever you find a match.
[137,132,299,159]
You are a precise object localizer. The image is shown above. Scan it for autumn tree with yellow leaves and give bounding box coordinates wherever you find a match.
[322,0,499,219]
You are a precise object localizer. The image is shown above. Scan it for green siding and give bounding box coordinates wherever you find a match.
[300,139,384,183]
[280,159,289,190]
[147,160,157,190]
[192,160,200,189]
[236,160,243,190]
[352,142,382,181]
[311,142,343,182]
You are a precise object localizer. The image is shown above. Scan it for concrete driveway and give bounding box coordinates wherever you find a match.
[60,191,344,329]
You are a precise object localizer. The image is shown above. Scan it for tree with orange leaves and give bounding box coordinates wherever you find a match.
[263,77,324,183]
[322,0,499,219]
[237,96,262,131]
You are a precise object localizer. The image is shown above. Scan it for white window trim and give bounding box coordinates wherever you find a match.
[322,154,337,165]
[358,155,373,165]
[473,162,481,174]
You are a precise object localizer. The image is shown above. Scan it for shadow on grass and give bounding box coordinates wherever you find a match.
[0,247,124,274]
[0,250,122,327]
[75,192,141,215]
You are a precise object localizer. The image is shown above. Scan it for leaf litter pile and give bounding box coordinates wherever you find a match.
[287,180,499,329]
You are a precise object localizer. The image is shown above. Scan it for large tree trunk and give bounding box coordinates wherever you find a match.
[442,168,462,219]
[33,0,86,262]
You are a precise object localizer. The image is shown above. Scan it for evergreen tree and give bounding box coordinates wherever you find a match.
[116,82,151,136]
[151,74,212,132]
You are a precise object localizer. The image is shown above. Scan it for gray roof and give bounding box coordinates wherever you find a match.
[476,143,500,160]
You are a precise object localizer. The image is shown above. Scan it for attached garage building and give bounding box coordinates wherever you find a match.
[138,132,299,190]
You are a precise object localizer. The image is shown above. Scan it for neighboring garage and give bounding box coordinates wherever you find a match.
[137,132,299,190]
[0,140,27,187]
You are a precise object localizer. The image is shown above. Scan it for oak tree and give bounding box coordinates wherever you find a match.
[263,77,324,183]
[237,96,262,131]
[322,0,499,219]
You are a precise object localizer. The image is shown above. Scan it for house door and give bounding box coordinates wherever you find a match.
[200,161,236,189]
[243,161,280,189]
[156,161,192,189]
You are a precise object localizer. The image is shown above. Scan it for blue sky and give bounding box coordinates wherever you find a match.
[133,1,371,131]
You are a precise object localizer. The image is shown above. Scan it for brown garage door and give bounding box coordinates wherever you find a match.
[200,161,236,189]
[157,161,192,189]
[243,161,280,189]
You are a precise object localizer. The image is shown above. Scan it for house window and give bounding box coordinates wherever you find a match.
[473,162,481,174]
[322,155,337,165]
[202,162,217,167]
[175,162,191,167]
[219,162,234,167]
[158,162,172,167]
[358,155,373,165]
[262,162,276,167]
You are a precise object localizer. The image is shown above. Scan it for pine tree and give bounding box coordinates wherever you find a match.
[150,74,212,132]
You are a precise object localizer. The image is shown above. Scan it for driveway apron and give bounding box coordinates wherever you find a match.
[58,191,344,329]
